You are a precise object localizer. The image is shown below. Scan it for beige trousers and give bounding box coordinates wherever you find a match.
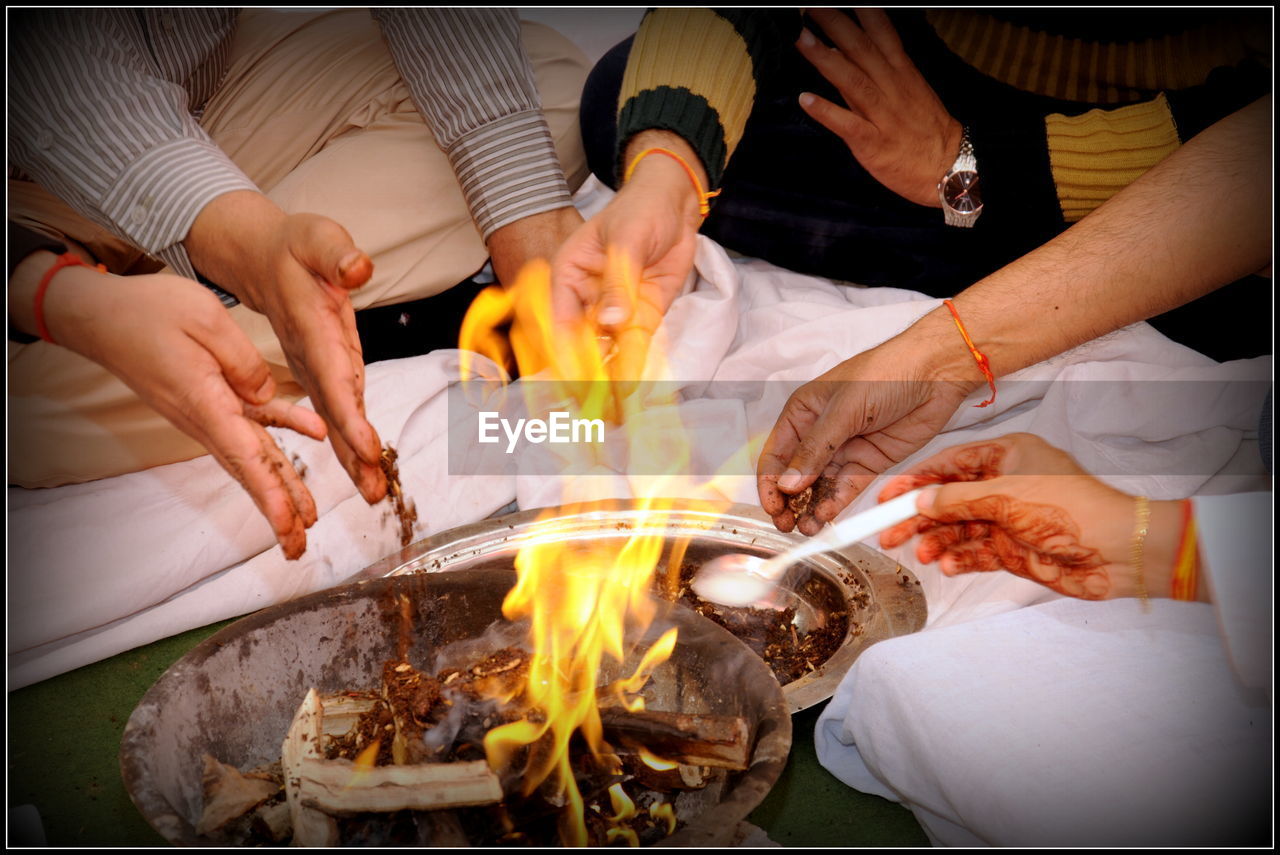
[9,11,588,487]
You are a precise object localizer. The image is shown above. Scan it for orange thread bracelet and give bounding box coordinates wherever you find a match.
[623,147,721,218]
[1170,498,1199,601]
[34,253,107,345]
[942,299,996,407]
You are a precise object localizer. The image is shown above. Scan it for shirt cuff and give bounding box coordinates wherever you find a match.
[97,137,255,306]
[445,109,572,243]
[99,137,258,261]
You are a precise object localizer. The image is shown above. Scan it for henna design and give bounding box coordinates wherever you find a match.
[915,442,1007,486]
[948,539,1002,573]
[933,494,1110,600]
[918,521,993,562]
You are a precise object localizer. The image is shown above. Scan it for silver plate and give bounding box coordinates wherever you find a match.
[351,501,927,713]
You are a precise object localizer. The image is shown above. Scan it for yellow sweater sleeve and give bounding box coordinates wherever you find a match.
[615,10,793,188]
[1046,95,1181,222]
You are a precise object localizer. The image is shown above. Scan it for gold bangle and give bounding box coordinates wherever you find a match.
[1130,495,1151,611]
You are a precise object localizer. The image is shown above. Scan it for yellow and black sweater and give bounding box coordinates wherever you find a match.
[616,9,1269,226]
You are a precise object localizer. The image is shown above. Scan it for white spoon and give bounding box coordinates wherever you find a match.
[692,488,929,612]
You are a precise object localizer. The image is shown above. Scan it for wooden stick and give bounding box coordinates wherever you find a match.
[196,754,279,835]
[297,758,502,813]
[318,693,379,738]
[600,708,751,770]
[282,688,339,846]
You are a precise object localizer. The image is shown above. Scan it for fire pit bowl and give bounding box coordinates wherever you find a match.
[121,570,791,846]
[353,501,928,712]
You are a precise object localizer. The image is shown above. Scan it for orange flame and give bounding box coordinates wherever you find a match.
[606,827,640,847]
[459,256,726,845]
[650,802,677,836]
[637,747,678,771]
[608,783,637,822]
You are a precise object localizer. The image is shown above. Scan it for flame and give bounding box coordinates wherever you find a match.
[343,738,382,790]
[649,803,677,836]
[608,783,637,822]
[459,257,727,845]
[637,747,678,771]
[606,827,640,847]
[352,739,381,772]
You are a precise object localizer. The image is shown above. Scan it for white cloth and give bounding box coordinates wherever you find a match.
[815,595,1272,846]
[1195,492,1273,688]
[8,177,1271,707]
[8,352,515,687]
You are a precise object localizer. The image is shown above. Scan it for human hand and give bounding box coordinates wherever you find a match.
[186,191,386,504]
[38,261,327,559]
[757,338,974,536]
[551,130,705,381]
[487,206,584,290]
[876,433,1187,600]
[796,8,962,208]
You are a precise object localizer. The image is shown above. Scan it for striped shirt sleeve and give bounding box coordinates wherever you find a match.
[371,8,572,242]
[8,10,257,286]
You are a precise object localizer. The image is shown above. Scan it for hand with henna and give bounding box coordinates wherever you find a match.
[876,433,1206,602]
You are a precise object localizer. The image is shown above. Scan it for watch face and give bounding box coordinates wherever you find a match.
[943,170,982,213]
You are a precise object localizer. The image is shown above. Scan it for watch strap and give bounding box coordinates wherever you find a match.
[940,126,981,228]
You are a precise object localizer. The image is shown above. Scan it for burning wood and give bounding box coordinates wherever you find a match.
[601,708,751,770]
[300,757,503,814]
[205,641,752,846]
[622,753,715,792]
[274,682,507,845]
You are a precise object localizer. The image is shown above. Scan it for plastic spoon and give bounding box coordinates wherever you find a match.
[692,488,928,613]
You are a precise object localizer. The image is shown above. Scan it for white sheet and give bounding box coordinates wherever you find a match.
[815,594,1272,846]
[8,179,1271,698]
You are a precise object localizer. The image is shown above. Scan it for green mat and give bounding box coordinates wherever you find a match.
[8,620,927,847]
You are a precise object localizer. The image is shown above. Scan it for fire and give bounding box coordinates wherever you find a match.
[608,783,637,822]
[458,258,724,844]
[637,747,678,771]
[352,739,381,773]
[650,802,677,836]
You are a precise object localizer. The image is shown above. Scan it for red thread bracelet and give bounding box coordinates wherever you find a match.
[34,253,107,345]
[942,299,996,407]
[623,147,721,218]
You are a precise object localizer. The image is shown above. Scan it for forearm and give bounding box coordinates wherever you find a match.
[909,96,1270,381]
[183,191,290,311]
[9,250,113,356]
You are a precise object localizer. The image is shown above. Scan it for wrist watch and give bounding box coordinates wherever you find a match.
[938,125,982,228]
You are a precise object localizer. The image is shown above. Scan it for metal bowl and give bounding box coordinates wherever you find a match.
[121,570,791,846]
[352,501,927,712]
